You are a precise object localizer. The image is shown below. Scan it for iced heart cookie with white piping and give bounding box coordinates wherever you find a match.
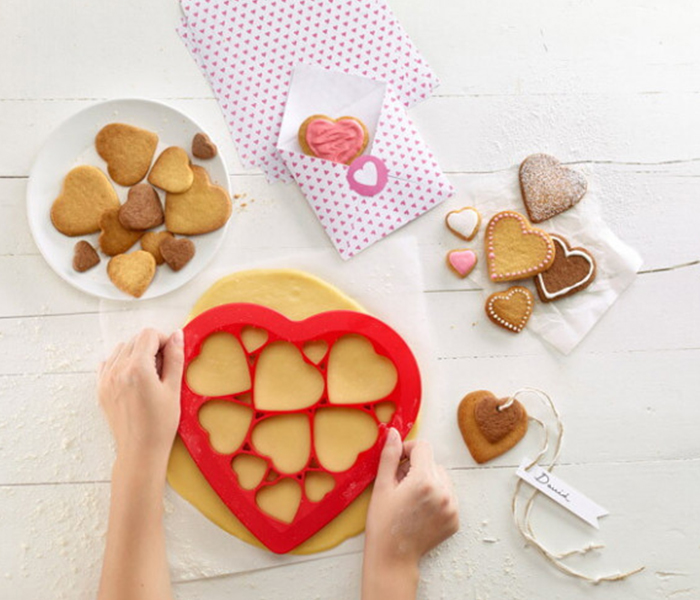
[485,211,555,282]
[534,234,596,302]
[445,207,481,241]
[485,285,534,333]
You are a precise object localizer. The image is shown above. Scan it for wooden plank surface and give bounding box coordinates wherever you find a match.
[1,0,698,598]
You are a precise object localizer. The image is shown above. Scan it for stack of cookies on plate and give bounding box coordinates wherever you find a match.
[50,124,230,298]
[445,154,597,333]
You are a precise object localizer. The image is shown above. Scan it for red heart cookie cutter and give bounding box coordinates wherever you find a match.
[179,303,421,553]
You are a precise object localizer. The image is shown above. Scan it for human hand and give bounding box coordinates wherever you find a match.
[362,429,459,599]
[98,328,185,469]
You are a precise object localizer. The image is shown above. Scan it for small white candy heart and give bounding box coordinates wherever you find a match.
[445,207,481,241]
[353,161,378,187]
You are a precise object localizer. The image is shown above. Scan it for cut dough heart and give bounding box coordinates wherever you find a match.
[327,335,397,405]
[50,165,120,236]
[254,341,324,411]
[485,211,555,282]
[314,408,378,472]
[199,400,253,454]
[519,153,587,223]
[302,340,328,364]
[252,414,311,474]
[232,454,268,490]
[165,165,231,235]
[485,286,534,334]
[256,478,302,524]
[305,472,335,502]
[148,147,195,193]
[457,390,528,463]
[240,326,268,352]
[445,207,481,241]
[95,123,159,187]
[106,250,156,298]
[186,332,251,396]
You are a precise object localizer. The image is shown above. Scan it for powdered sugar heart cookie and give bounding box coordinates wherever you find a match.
[445,207,481,241]
[298,115,369,165]
[457,390,528,463]
[535,234,596,302]
[446,249,477,278]
[519,154,587,223]
[485,211,555,282]
[485,285,534,333]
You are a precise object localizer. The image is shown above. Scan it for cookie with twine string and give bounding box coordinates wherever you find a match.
[457,390,528,463]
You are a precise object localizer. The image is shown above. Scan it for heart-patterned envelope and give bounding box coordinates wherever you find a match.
[276,65,454,259]
[179,303,421,553]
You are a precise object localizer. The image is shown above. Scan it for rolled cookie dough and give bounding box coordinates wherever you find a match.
[168,269,415,554]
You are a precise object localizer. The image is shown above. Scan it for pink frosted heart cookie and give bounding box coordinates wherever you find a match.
[519,154,587,223]
[447,249,477,278]
[298,115,369,165]
[485,211,555,282]
[445,207,481,241]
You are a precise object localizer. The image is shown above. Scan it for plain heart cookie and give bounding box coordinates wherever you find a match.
[99,208,143,256]
[50,165,120,236]
[519,154,587,223]
[165,165,232,235]
[298,115,369,165]
[107,250,157,298]
[118,184,164,230]
[457,390,528,463]
[485,211,555,282]
[148,147,195,193]
[535,234,596,302]
[140,231,174,265]
[445,207,481,241]
[485,285,534,333]
[95,123,158,187]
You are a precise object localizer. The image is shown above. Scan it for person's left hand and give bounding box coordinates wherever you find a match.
[98,328,184,467]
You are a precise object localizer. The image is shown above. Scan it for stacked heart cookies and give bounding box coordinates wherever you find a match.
[444,154,597,333]
[51,124,230,297]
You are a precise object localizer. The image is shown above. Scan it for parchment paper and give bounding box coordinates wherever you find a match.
[466,172,643,354]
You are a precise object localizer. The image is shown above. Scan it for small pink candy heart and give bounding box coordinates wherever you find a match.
[447,249,478,278]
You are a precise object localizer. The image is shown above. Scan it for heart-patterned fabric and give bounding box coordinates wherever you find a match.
[179,303,421,553]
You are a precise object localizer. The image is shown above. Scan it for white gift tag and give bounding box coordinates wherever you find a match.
[516,458,609,529]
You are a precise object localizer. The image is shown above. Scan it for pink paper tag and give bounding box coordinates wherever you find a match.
[347,156,389,196]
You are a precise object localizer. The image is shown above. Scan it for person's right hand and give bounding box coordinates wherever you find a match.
[362,429,459,599]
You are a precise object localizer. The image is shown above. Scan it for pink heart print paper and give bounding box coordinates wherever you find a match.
[277,66,454,259]
[177,0,440,182]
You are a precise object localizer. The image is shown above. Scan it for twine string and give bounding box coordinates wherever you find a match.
[506,387,645,584]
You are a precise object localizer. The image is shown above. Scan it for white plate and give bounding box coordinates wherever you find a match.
[26,98,232,301]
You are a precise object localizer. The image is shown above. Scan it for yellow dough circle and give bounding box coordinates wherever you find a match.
[167,269,385,554]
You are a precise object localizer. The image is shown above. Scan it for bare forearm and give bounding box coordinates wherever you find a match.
[361,548,419,600]
[98,455,173,600]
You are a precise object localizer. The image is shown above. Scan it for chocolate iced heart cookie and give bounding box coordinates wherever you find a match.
[535,234,597,302]
[192,132,218,159]
[118,184,164,231]
[457,390,528,464]
[485,285,534,333]
[519,154,587,223]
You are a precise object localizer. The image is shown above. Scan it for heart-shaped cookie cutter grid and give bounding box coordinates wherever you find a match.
[179,303,421,553]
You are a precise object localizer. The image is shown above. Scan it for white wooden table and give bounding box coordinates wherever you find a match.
[1,1,699,598]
